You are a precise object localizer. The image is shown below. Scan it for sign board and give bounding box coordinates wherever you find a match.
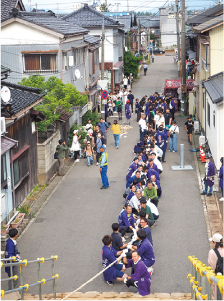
[147,47,150,51]
[135,53,139,57]
[181,84,187,93]
[98,80,108,90]
[102,90,108,99]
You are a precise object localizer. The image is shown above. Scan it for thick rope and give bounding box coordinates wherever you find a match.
[62,255,122,300]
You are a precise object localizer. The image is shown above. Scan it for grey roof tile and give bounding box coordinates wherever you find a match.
[84,34,100,44]
[193,14,223,33]
[203,72,223,104]
[110,15,131,32]
[19,11,88,36]
[186,4,223,26]
[1,81,45,115]
[62,4,121,28]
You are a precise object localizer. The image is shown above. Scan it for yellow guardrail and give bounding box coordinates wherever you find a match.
[188,255,224,300]
[1,255,59,300]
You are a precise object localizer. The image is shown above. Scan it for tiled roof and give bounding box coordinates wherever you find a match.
[110,15,131,32]
[19,11,88,36]
[62,4,121,28]
[1,136,18,155]
[193,14,223,33]
[1,0,25,21]
[1,81,45,115]
[186,4,223,26]
[84,34,100,45]
[203,72,223,104]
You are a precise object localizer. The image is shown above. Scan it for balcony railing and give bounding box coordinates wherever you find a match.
[202,58,209,72]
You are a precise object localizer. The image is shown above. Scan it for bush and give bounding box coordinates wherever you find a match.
[69,124,88,149]
[17,204,30,214]
[82,110,100,126]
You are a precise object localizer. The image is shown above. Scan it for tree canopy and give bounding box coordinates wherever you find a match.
[124,50,141,78]
[18,75,87,132]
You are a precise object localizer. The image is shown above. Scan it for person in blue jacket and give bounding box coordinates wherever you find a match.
[5,228,20,289]
[119,204,136,242]
[102,235,128,285]
[219,157,224,201]
[126,171,141,188]
[155,126,167,162]
[126,157,139,181]
[130,230,155,270]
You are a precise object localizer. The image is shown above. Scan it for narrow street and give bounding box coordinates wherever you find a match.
[16,56,209,295]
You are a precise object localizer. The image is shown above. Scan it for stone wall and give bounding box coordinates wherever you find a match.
[37,131,61,185]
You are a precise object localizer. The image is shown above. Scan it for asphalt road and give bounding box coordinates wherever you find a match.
[11,56,209,295]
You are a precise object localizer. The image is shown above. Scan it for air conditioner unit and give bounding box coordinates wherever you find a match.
[0,117,6,135]
[194,120,200,133]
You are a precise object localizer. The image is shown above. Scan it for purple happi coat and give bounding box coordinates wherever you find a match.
[219,166,223,190]
[125,104,131,119]
[206,161,215,187]
[125,259,151,296]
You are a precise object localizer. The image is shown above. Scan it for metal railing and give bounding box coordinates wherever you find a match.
[1,255,59,300]
[188,255,224,300]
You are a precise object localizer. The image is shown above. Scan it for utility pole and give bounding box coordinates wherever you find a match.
[101,17,105,80]
[175,0,180,62]
[181,0,187,115]
[138,19,140,54]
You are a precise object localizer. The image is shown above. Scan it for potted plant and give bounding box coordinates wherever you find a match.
[17,204,31,220]
[11,213,25,229]
[1,224,9,236]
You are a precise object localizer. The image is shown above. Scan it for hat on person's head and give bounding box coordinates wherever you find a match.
[100,145,106,150]
[87,141,91,144]
[187,116,191,119]
[139,196,147,204]
[151,152,156,156]
[205,155,211,160]
[209,233,223,242]
[148,158,153,162]
[126,100,130,103]
[73,130,78,134]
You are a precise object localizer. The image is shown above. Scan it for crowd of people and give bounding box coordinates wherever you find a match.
[101,91,184,295]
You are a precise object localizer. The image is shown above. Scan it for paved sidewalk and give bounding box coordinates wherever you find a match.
[3,56,210,295]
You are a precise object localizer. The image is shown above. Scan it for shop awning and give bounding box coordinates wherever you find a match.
[1,136,18,156]
[164,79,194,90]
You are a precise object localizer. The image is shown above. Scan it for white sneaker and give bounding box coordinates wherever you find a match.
[219,197,224,201]
[173,151,175,153]
[121,237,126,242]
[75,159,80,162]
[96,162,99,166]
[147,267,154,276]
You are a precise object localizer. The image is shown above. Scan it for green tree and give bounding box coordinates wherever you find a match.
[124,50,141,78]
[18,75,87,132]
[99,3,111,12]
[82,110,100,126]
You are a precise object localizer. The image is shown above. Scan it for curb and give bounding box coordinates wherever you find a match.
[17,159,77,243]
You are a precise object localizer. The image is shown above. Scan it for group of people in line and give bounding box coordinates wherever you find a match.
[101,91,182,295]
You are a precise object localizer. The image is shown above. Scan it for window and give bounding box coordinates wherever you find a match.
[24,54,57,72]
[207,102,210,127]
[13,160,20,185]
[213,110,215,128]
[74,48,84,66]
[94,49,99,67]
[1,155,7,184]
[62,53,67,70]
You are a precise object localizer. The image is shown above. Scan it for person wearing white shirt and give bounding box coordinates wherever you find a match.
[151,152,163,172]
[147,201,159,220]
[139,114,148,141]
[157,111,165,129]
[123,89,128,104]
[129,190,142,215]
[119,88,123,102]
[149,144,163,161]
[123,76,128,90]
[169,120,179,152]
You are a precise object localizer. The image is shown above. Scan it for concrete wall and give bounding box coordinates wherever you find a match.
[37,130,61,185]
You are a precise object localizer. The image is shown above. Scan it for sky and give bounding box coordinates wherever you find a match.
[23,0,217,14]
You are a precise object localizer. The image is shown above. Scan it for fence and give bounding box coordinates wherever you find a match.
[1,255,59,300]
[188,255,223,300]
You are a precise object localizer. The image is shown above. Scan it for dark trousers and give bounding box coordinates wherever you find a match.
[137,111,141,122]
[132,208,139,215]
[127,278,138,288]
[96,152,101,163]
[119,226,133,237]
[144,68,147,75]
[162,148,166,162]
[157,188,161,198]
[74,151,79,160]
[147,218,155,227]
[151,197,159,207]
[105,114,108,122]
[152,213,159,220]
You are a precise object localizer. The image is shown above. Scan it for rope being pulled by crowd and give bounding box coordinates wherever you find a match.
[62,254,124,300]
